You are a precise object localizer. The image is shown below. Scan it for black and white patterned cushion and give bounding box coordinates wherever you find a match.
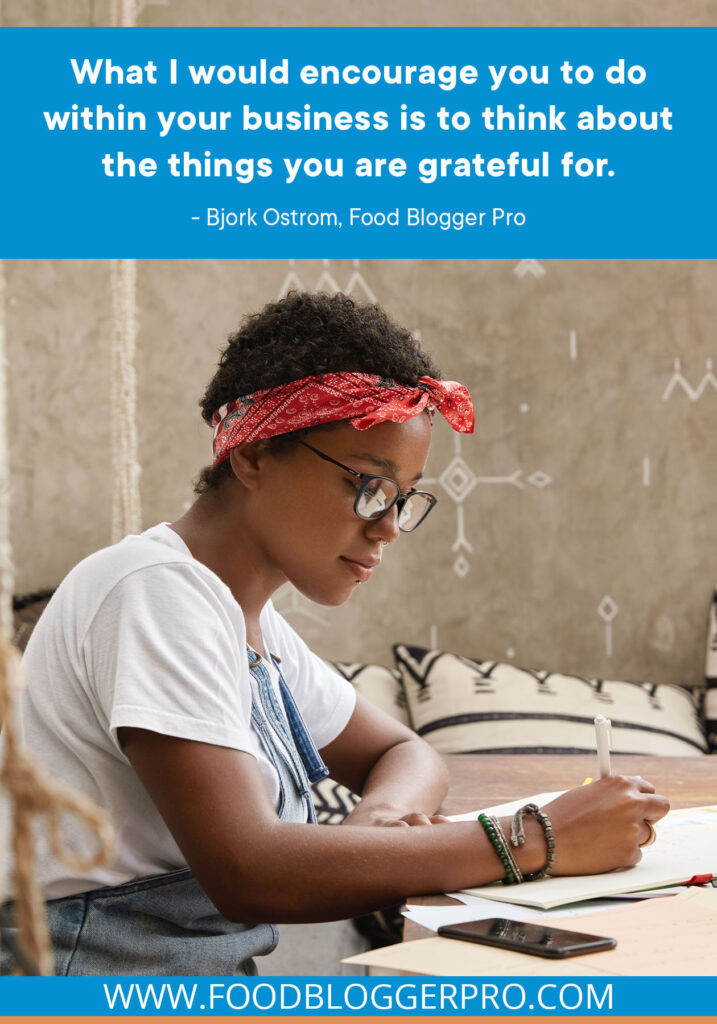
[311,776,360,825]
[705,586,717,753]
[13,589,55,652]
[331,661,410,727]
[393,644,709,757]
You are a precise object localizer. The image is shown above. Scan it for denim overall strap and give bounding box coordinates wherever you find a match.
[247,649,326,825]
[275,670,329,785]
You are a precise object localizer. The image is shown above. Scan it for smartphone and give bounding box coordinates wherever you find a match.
[437,918,617,959]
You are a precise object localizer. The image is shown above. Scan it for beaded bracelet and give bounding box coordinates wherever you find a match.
[478,813,522,885]
[510,803,556,881]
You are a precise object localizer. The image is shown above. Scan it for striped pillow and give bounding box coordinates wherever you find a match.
[13,589,55,652]
[312,776,360,825]
[332,661,410,727]
[393,644,708,757]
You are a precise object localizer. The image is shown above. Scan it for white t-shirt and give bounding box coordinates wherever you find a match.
[4,524,356,899]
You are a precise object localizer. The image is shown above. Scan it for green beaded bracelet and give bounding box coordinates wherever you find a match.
[478,813,521,885]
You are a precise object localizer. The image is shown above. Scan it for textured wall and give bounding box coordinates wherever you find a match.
[5,258,717,688]
[3,0,717,27]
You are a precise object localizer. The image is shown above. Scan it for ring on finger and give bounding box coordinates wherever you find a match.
[639,821,657,848]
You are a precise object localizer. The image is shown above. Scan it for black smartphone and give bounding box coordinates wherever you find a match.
[437,918,617,959]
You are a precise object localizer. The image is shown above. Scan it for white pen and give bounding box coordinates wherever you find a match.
[594,714,612,778]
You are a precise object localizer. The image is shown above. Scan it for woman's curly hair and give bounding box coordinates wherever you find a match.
[196,291,440,493]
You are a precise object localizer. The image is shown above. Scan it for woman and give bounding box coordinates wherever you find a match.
[1,291,669,975]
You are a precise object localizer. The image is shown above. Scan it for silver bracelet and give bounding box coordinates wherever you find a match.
[492,816,524,885]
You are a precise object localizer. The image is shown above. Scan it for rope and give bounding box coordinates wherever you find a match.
[0,643,115,974]
[110,259,142,542]
[108,2,143,540]
[110,0,141,26]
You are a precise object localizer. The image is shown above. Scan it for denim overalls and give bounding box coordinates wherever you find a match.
[0,649,328,976]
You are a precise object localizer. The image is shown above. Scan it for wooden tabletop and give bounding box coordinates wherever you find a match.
[403,753,716,942]
[437,753,717,816]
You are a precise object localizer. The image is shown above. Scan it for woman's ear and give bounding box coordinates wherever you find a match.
[228,442,266,490]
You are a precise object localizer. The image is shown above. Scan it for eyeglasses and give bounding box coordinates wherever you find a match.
[298,441,437,533]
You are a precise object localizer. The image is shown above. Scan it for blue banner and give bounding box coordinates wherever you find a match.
[0,27,715,256]
[0,975,714,1016]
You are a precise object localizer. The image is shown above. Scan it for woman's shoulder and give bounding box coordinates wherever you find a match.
[44,524,239,638]
[64,523,194,581]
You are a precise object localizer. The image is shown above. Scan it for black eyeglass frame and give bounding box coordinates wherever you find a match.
[298,441,437,532]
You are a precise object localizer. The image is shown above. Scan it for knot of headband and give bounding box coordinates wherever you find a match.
[211,372,474,467]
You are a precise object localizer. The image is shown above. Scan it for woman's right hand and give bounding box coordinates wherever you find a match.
[530,776,670,876]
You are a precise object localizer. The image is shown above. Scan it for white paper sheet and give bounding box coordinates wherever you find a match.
[448,790,565,822]
[402,895,642,932]
[657,805,717,828]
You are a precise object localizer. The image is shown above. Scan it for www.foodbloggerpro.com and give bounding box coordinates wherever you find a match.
[102,978,614,1013]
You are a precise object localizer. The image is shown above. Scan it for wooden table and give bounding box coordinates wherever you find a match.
[404,753,717,942]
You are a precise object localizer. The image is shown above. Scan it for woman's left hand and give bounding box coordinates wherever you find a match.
[344,807,450,828]
[386,812,451,828]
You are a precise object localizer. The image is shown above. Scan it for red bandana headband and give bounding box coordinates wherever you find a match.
[211,372,474,467]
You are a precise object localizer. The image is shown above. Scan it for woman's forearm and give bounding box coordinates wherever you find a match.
[211,815,544,924]
[342,736,450,825]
